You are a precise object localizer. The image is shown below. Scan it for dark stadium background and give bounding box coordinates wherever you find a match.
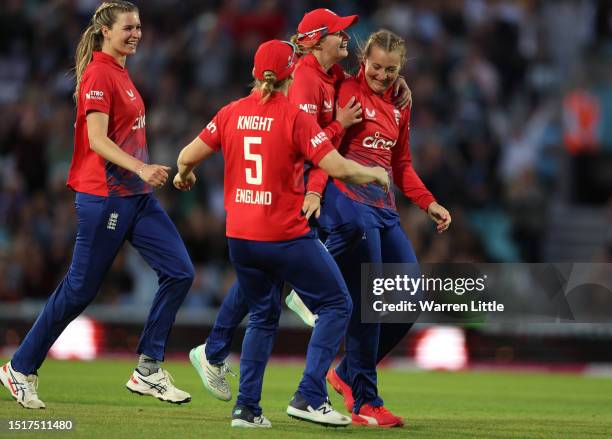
[1,0,612,372]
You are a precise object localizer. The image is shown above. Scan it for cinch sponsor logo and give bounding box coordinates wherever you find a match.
[132,114,146,130]
[362,131,396,150]
[299,103,318,114]
[310,131,328,148]
[85,90,104,100]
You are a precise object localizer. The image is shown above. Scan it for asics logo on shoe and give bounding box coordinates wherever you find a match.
[8,368,26,399]
[139,377,167,394]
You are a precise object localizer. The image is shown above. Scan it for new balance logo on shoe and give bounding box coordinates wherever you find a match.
[318,405,332,415]
[286,392,350,427]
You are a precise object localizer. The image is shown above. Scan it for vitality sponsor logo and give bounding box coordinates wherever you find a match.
[310,131,328,148]
[85,90,104,100]
[362,131,396,150]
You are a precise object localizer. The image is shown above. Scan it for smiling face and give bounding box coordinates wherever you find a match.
[101,11,141,58]
[318,30,350,64]
[364,45,402,95]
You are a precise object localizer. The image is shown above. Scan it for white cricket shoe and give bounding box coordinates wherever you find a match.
[286,392,350,427]
[0,361,46,409]
[285,290,318,327]
[126,368,191,404]
[189,344,235,401]
[231,405,272,428]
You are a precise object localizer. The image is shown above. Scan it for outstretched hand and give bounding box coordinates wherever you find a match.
[173,171,196,191]
[138,164,172,188]
[427,202,451,233]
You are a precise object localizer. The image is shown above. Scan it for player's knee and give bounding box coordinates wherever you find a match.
[248,313,280,332]
[336,289,353,319]
[172,259,195,285]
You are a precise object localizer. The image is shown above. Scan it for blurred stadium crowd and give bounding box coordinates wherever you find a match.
[1,0,611,308]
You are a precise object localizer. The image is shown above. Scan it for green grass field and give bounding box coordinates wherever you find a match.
[1,358,611,438]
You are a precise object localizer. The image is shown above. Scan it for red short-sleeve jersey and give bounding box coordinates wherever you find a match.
[67,51,151,196]
[198,91,334,241]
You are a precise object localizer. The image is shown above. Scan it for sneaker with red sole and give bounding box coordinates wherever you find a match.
[352,404,403,427]
[326,368,354,413]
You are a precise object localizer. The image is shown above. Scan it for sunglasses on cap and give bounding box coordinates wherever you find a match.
[297,26,329,40]
[297,27,350,42]
[282,40,297,69]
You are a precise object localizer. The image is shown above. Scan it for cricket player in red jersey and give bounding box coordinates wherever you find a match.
[0,2,193,409]
[195,9,412,400]
[324,30,452,427]
[174,40,389,428]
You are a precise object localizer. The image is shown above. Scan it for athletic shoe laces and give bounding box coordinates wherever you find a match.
[25,375,39,398]
[217,363,237,378]
[160,369,175,386]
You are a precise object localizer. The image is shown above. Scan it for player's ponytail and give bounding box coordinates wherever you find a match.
[73,1,138,101]
[251,71,292,103]
[260,71,277,102]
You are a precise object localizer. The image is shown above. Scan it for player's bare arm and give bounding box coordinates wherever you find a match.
[86,112,170,189]
[174,136,215,191]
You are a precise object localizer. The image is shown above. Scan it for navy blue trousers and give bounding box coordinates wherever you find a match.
[205,188,415,399]
[333,202,418,412]
[12,193,194,374]
[205,181,364,364]
[228,234,351,415]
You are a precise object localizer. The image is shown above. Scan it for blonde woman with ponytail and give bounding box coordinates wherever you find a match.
[0,1,194,409]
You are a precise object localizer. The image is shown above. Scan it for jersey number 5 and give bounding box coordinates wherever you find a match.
[244,136,262,185]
